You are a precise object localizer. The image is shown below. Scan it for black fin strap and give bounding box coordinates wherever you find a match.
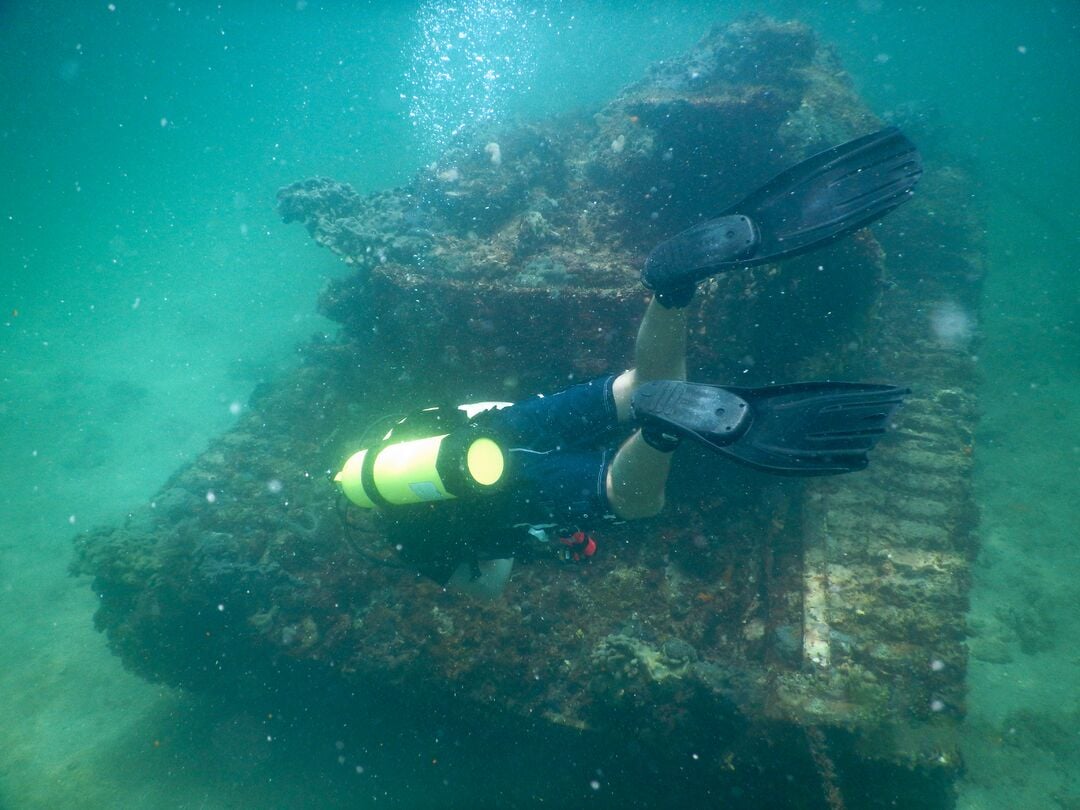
[640,426,681,452]
[654,283,696,309]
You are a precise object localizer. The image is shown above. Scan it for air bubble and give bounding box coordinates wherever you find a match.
[404,1,546,154]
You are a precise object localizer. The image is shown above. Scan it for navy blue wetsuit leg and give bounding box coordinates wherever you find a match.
[478,375,622,528]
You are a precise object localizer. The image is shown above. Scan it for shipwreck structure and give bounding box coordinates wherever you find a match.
[75,17,981,808]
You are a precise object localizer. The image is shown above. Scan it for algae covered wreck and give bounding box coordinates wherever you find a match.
[74,17,982,807]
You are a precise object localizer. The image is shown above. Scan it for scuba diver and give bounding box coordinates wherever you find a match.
[335,127,923,597]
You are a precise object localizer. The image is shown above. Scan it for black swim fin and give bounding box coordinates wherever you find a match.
[643,127,923,297]
[631,380,909,476]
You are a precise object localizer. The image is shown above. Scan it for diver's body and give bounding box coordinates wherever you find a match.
[380,302,685,589]
[338,128,923,595]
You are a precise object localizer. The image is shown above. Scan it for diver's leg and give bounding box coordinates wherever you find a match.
[605,431,674,519]
[611,298,688,420]
[606,297,688,519]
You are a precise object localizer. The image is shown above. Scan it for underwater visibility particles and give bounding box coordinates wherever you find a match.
[404,0,545,152]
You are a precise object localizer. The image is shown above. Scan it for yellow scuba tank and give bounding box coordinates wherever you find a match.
[335,404,511,509]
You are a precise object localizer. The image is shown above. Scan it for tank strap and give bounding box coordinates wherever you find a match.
[359,443,392,509]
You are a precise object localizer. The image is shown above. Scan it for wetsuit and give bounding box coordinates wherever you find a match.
[380,375,622,582]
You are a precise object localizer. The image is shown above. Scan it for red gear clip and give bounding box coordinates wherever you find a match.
[558,530,597,562]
